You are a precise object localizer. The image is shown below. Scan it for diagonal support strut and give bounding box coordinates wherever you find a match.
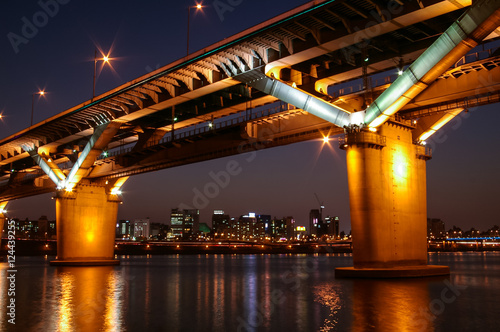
[233,69,351,128]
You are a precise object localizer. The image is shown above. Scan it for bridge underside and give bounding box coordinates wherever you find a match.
[0,0,499,270]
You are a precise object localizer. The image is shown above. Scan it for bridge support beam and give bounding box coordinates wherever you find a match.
[336,122,449,278]
[50,183,121,266]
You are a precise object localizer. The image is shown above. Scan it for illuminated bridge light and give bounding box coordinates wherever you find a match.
[110,188,122,195]
[396,163,405,177]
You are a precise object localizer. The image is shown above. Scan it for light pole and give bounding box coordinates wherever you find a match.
[93,48,110,99]
[31,90,45,126]
[187,3,203,56]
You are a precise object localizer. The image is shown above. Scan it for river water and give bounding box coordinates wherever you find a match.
[1,252,499,331]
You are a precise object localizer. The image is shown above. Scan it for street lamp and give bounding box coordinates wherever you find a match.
[187,3,203,56]
[93,48,110,99]
[31,90,45,126]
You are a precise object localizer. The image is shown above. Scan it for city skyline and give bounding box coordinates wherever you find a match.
[1,0,499,231]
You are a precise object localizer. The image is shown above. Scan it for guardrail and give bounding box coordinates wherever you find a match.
[330,46,499,99]
[98,102,297,160]
[339,131,386,149]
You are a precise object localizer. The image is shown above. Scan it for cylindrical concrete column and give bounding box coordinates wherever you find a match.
[346,123,427,268]
[336,122,449,277]
[51,184,121,266]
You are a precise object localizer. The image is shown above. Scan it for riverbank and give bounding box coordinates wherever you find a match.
[1,239,353,256]
[2,239,500,256]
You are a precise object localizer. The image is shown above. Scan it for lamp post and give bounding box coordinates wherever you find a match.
[93,48,110,99]
[31,90,45,126]
[187,3,203,56]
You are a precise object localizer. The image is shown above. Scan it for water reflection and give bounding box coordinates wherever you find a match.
[313,283,342,331]
[54,266,122,332]
[351,278,440,332]
[1,254,498,331]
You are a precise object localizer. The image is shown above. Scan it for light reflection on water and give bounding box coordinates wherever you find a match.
[52,267,123,332]
[0,252,499,331]
[313,283,342,331]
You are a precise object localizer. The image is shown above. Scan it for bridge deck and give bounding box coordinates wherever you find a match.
[3,0,499,202]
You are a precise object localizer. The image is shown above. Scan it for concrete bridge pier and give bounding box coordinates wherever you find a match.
[50,182,121,266]
[336,122,449,278]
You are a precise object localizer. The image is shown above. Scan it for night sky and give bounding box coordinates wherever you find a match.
[1,0,499,232]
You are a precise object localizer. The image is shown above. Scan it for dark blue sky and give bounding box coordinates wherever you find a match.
[1,0,499,232]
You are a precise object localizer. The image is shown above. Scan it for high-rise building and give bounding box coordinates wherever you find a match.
[284,216,295,239]
[272,217,286,239]
[116,220,132,239]
[324,216,340,238]
[133,219,150,239]
[212,210,230,235]
[233,213,257,240]
[309,209,321,236]
[170,209,184,237]
[257,215,272,235]
[183,209,200,240]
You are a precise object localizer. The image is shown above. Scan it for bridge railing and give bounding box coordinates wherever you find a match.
[98,102,295,160]
[453,48,496,68]
[331,45,499,99]
[339,131,386,149]
[334,75,397,98]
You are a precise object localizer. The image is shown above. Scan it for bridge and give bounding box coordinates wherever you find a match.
[1,0,499,276]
